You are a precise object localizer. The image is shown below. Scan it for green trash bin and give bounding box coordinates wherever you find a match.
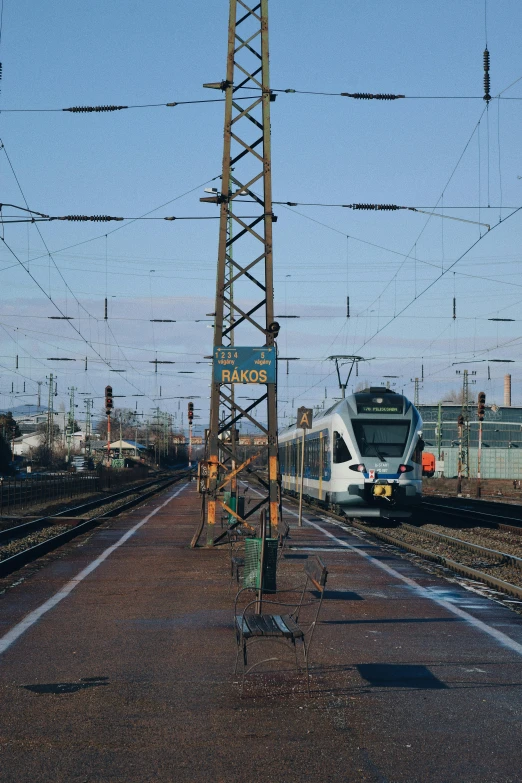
[243,537,278,592]
[223,492,245,525]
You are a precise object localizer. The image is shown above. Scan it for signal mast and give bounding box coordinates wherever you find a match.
[105,385,113,466]
[188,401,194,467]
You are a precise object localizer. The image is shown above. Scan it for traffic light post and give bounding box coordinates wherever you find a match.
[477,391,486,498]
[188,402,194,467]
[457,414,464,496]
[105,385,113,466]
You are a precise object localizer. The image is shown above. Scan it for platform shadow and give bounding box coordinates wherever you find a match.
[23,676,109,695]
[356,663,447,689]
[312,590,363,601]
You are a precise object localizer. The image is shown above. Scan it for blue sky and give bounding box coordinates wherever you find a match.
[1,0,522,431]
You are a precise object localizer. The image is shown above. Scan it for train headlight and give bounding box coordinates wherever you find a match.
[398,464,413,473]
[349,463,366,473]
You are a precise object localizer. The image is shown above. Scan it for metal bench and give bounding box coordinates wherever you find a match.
[276,518,290,559]
[234,555,328,694]
[227,526,253,586]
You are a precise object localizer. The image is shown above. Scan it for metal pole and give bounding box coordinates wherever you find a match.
[457,419,462,496]
[298,428,305,527]
[477,419,482,498]
[85,398,92,457]
[437,402,442,460]
[461,370,470,478]
[47,374,54,456]
[256,509,266,615]
[107,412,111,466]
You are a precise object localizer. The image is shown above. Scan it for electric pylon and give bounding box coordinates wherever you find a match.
[202,0,279,545]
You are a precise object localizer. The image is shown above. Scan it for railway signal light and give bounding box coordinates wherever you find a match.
[477,391,486,421]
[105,385,113,415]
[188,402,194,422]
[457,414,464,427]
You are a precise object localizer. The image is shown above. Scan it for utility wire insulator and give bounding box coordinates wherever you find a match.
[341,93,405,100]
[483,49,491,103]
[351,203,403,210]
[63,105,128,113]
[57,215,124,222]
[202,80,231,91]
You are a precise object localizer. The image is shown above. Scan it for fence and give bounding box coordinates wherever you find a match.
[442,447,522,480]
[0,473,99,515]
[0,465,151,514]
[97,464,150,491]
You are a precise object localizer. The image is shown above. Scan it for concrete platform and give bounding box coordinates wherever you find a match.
[0,480,521,782]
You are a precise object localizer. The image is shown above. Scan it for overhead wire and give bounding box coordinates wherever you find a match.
[0,237,153,399]
[1,149,158,401]
[2,81,522,114]
[0,159,225,403]
[0,95,261,112]
[16,174,222,265]
[353,205,522,355]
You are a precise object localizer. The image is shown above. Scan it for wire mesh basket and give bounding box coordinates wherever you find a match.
[243,538,278,592]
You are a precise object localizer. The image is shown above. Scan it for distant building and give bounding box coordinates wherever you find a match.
[418,403,522,479]
[93,439,146,458]
[12,433,42,457]
[16,412,48,435]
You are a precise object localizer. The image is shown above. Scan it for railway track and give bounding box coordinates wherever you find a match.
[422,499,522,536]
[0,469,190,579]
[280,488,522,602]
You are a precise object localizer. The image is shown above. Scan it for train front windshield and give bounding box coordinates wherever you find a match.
[352,420,410,459]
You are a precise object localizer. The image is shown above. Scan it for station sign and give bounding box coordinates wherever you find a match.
[297,406,313,430]
[213,346,277,384]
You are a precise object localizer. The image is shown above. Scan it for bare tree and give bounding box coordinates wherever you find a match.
[440,389,475,404]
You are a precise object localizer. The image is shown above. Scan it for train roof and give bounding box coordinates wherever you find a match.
[280,388,418,434]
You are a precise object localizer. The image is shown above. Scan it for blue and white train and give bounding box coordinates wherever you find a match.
[279,388,423,520]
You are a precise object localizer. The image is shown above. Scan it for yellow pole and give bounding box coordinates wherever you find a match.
[298,429,305,527]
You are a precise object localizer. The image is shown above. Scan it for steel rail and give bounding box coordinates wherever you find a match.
[0,474,177,545]
[347,520,522,600]
[279,487,522,601]
[401,522,522,570]
[423,500,522,536]
[0,471,190,579]
[423,500,522,527]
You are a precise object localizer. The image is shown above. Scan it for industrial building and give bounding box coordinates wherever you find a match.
[418,375,522,479]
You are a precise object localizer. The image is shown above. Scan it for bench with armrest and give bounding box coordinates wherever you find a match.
[233,555,328,694]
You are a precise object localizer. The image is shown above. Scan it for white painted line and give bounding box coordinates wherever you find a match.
[283,504,522,657]
[0,482,189,657]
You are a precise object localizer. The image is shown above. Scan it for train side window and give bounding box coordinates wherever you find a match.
[412,437,425,464]
[333,431,351,463]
